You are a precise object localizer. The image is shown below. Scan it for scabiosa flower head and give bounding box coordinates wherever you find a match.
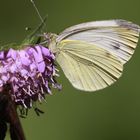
[0,45,61,108]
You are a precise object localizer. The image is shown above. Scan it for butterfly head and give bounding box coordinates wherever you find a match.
[43,33,57,42]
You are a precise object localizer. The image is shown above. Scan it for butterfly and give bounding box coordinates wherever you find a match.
[44,19,140,92]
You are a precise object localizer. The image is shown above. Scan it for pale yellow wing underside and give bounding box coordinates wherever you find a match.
[56,40,123,91]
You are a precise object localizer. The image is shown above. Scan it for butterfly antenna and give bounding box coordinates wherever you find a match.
[30,0,47,29]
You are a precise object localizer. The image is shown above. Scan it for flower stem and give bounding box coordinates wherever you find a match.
[0,85,26,140]
[8,100,26,140]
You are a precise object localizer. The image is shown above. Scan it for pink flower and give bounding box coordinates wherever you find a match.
[0,45,61,108]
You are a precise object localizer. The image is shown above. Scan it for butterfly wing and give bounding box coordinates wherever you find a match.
[56,40,123,91]
[57,20,140,64]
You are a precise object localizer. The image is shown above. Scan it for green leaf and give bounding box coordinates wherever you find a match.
[0,43,18,51]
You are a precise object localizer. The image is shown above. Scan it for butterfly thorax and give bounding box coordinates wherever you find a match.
[45,33,58,53]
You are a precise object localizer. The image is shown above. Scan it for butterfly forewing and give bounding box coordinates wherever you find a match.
[57,20,140,64]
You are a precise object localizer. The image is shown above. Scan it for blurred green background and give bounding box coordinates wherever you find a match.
[0,0,140,140]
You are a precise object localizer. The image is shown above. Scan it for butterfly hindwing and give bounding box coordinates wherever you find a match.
[56,40,123,91]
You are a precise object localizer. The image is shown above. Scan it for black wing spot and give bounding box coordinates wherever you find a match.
[112,42,120,50]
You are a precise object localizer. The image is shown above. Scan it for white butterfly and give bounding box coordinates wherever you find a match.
[47,19,140,91]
